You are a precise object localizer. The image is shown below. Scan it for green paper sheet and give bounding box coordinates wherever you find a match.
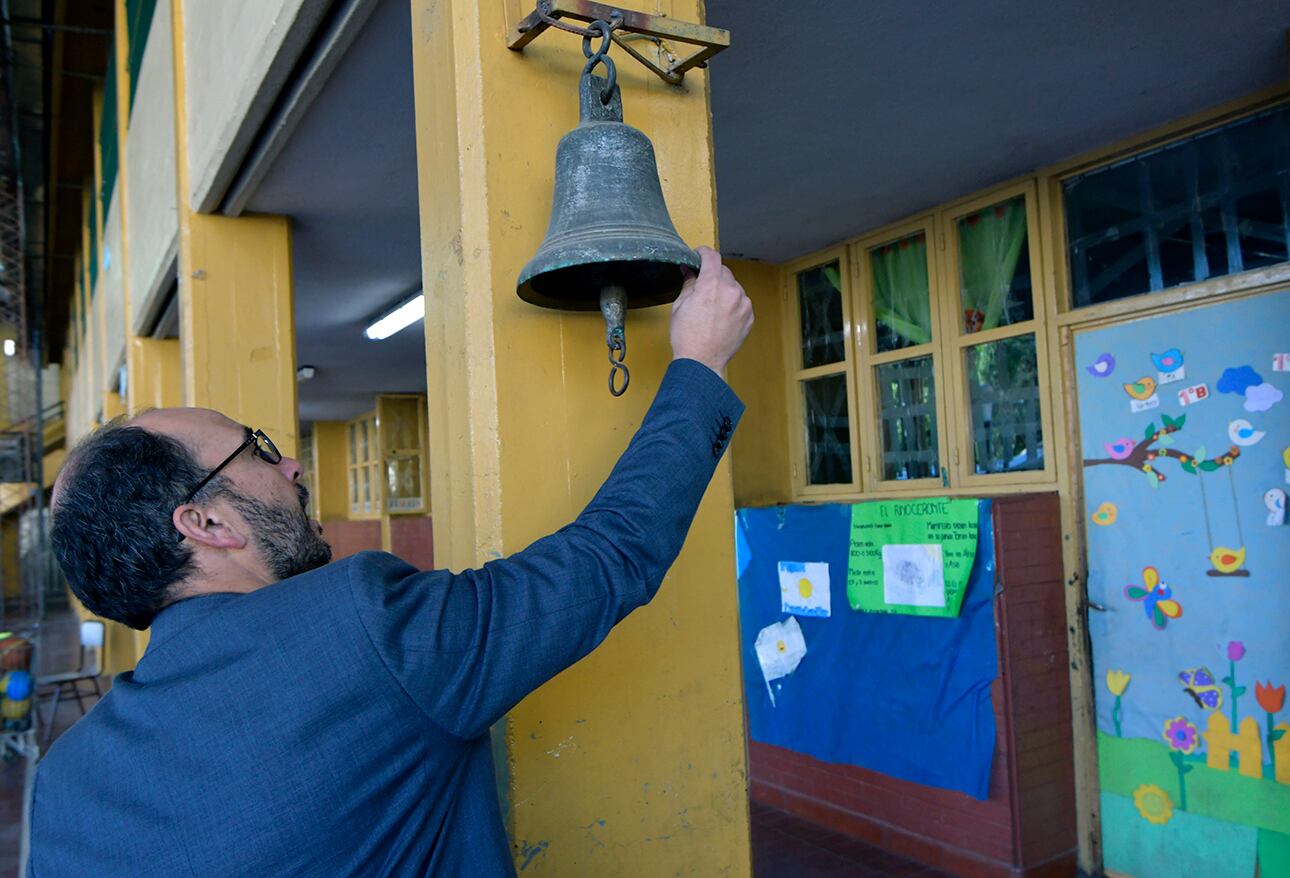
[846,498,980,617]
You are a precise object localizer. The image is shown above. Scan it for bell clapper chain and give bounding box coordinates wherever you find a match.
[600,286,630,396]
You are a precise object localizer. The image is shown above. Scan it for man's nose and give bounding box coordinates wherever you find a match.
[278,455,303,482]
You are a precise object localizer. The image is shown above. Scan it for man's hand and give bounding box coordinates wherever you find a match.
[670,247,754,376]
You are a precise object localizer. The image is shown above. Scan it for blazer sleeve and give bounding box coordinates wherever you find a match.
[347,358,744,740]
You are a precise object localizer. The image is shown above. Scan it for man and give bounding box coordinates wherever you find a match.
[29,247,752,876]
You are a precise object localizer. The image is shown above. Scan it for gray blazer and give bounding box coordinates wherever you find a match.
[28,359,742,877]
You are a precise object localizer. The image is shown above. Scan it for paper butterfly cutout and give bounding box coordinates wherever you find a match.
[1178,667,1222,711]
[1124,566,1181,630]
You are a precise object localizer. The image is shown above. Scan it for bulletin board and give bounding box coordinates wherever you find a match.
[736,501,998,799]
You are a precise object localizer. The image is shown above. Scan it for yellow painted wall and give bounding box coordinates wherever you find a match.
[311,421,349,521]
[127,337,182,413]
[409,0,750,873]
[725,259,792,507]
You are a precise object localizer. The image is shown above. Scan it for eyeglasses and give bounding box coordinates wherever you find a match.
[179,426,283,507]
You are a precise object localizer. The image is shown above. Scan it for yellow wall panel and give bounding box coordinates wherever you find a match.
[726,259,792,507]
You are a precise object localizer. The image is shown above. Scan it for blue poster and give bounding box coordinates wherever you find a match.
[737,501,997,799]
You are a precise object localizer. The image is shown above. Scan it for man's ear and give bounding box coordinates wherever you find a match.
[173,502,248,550]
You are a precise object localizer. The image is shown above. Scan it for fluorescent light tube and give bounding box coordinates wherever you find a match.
[364,293,425,340]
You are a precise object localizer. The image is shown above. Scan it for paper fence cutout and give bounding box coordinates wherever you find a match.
[1274,353,1290,372]
[754,617,806,706]
[777,561,831,618]
[882,544,946,608]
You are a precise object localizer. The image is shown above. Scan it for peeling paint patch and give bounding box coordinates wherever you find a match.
[517,839,548,871]
[544,735,575,758]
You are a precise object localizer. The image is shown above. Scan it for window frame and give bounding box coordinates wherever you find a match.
[939,180,1057,489]
[849,215,952,493]
[376,393,430,515]
[346,410,381,520]
[1045,93,1290,327]
[782,246,862,497]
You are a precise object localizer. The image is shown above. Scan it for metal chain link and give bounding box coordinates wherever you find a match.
[607,329,630,396]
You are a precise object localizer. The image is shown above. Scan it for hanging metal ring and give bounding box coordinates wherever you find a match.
[581,20,618,103]
[607,330,630,396]
[581,18,613,59]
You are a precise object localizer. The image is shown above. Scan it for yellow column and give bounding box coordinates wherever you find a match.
[169,0,298,458]
[409,2,750,874]
[311,422,350,520]
[127,337,182,413]
[102,391,125,421]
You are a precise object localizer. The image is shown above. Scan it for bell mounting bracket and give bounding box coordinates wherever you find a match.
[509,1,730,86]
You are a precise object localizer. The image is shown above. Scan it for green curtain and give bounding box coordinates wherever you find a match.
[959,199,1027,332]
[871,233,931,347]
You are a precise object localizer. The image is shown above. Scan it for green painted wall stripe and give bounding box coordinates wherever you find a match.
[126,0,159,112]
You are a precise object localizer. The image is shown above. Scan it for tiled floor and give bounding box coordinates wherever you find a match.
[751,800,953,878]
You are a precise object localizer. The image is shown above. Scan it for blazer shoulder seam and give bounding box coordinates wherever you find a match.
[344,556,468,742]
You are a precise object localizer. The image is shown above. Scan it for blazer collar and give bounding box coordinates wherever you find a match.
[147,592,243,652]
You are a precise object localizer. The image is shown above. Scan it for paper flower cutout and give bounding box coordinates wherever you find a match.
[1106,670,1131,696]
[1228,641,1245,661]
[1217,365,1262,395]
[1244,383,1283,412]
[1162,716,1199,754]
[1133,784,1174,825]
[1257,681,1286,714]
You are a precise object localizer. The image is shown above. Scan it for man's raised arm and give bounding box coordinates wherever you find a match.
[347,247,753,740]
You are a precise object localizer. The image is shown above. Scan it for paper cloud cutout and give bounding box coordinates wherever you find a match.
[1245,382,1283,413]
[1217,365,1262,396]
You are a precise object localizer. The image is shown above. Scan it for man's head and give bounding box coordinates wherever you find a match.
[50,409,332,630]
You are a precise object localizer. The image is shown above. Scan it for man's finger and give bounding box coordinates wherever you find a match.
[696,245,722,280]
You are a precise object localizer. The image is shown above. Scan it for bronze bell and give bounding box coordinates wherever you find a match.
[517,54,699,395]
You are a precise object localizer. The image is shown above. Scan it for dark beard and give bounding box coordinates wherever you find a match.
[228,482,332,581]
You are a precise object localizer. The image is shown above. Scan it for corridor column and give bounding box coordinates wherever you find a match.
[409,2,750,874]
[169,0,299,457]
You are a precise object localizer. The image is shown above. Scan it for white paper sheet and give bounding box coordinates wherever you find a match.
[754,617,807,706]
[777,561,831,617]
[881,544,946,608]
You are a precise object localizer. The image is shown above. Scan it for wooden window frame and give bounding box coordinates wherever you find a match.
[375,393,430,515]
[1042,91,1290,328]
[346,411,381,520]
[849,215,952,493]
[939,180,1058,490]
[781,246,862,498]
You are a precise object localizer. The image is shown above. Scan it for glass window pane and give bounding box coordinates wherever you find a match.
[348,424,357,465]
[802,373,852,484]
[958,197,1033,333]
[1065,104,1290,307]
[349,468,358,513]
[797,261,845,368]
[870,232,933,353]
[387,457,422,511]
[358,421,369,464]
[875,356,940,480]
[965,335,1044,475]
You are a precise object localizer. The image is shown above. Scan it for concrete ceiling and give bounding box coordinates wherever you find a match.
[242,0,1290,421]
[707,0,1290,262]
[244,0,423,423]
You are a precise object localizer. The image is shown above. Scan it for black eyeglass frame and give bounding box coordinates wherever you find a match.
[175,427,283,542]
